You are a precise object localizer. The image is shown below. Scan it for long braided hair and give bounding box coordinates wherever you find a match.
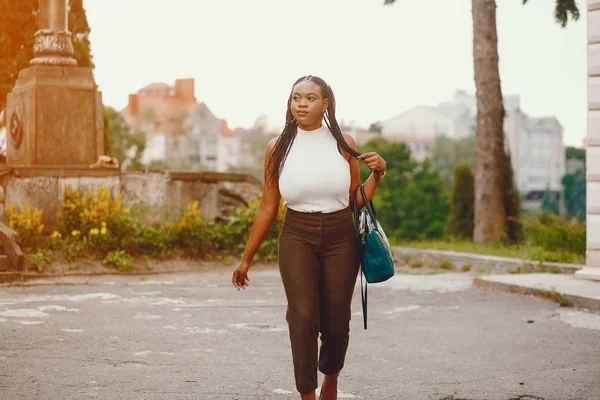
[266,75,361,187]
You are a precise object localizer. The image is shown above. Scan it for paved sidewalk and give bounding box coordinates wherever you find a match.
[1,266,599,399]
[474,273,600,311]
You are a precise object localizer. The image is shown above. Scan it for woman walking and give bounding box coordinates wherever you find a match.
[232,75,387,400]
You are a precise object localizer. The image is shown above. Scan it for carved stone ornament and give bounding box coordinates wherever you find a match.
[9,112,23,150]
[30,29,77,67]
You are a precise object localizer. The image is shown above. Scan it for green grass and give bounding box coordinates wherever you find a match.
[391,239,585,265]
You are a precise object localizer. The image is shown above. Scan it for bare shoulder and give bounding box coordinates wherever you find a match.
[342,133,357,150]
[265,137,279,157]
[267,137,279,150]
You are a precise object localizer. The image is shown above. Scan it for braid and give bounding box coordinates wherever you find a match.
[266,76,361,187]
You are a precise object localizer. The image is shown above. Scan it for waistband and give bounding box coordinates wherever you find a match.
[284,206,353,229]
[285,206,352,218]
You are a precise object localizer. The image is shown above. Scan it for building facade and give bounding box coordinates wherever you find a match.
[381,90,566,198]
[578,1,600,280]
[121,78,246,172]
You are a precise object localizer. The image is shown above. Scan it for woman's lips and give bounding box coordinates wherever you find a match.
[297,111,308,116]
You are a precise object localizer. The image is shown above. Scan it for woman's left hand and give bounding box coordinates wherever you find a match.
[358,152,386,174]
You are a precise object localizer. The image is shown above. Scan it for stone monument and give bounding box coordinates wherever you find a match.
[0,0,261,255]
[5,0,104,169]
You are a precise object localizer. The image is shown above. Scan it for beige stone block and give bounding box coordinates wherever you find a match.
[588,111,600,143]
[591,43,600,75]
[585,251,600,267]
[591,10,600,43]
[590,1,600,11]
[588,214,600,247]
[590,77,600,110]
[588,182,600,212]
[587,146,600,175]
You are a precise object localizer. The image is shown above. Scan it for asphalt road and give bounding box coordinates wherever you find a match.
[1,265,599,400]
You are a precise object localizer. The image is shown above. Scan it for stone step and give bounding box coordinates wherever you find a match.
[473,273,600,312]
[0,255,11,272]
[0,271,23,283]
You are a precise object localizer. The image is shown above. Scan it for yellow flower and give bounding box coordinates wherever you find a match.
[71,230,81,237]
[100,227,107,235]
[89,228,99,235]
[101,221,107,227]
[51,231,62,239]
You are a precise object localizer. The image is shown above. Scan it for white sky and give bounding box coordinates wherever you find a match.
[85,0,587,146]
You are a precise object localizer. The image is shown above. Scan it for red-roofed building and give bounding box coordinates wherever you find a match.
[122,79,198,133]
[121,78,247,172]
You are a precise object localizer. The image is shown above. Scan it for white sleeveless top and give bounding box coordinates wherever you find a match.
[278,125,350,213]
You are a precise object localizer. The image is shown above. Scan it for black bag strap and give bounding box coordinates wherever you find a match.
[352,189,361,236]
[359,184,381,231]
[361,264,367,329]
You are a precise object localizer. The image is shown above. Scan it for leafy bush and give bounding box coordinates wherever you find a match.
[57,184,132,240]
[103,250,133,271]
[176,201,209,256]
[208,194,285,261]
[524,212,585,257]
[25,248,51,271]
[4,202,44,247]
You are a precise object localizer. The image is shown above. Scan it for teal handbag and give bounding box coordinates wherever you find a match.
[353,184,395,329]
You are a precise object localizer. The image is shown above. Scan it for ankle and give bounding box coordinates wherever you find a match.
[300,390,316,400]
[323,372,340,384]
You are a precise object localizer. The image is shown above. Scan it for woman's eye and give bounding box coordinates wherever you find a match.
[308,97,316,101]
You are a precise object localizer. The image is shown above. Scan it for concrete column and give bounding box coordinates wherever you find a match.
[576,1,600,280]
[30,0,76,67]
[39,0,68,31]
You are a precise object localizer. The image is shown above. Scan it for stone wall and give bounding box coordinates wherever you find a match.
[120,170,262,222]
[0,167,262,232]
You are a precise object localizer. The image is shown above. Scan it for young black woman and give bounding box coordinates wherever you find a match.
[232,75,386,400]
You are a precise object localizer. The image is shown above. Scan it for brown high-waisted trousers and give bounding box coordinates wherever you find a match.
[278,206,360,393]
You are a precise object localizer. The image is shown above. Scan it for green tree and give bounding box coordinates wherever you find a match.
[358,138,449,240]
[447,163,474,239]
[368,122,382,133]
[68,0,94,70]
[429,135,476,192]
[385,0,579,243]
[541,187,560,215]
[562,168,586,220]
[398,160,450,240]
[0,0,37,111]
[104,106,146,169]
[227,117,278,181]
[504,150,523,244]
[0,0,94,111]
[566,146,585,162]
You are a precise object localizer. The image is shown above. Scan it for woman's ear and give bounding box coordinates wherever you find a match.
[323,97,329,111]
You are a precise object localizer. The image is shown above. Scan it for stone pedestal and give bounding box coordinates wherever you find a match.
[5,65,104,167]
[576,1,600,281]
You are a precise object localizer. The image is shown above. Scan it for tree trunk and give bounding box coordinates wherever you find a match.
[471,0,506,243]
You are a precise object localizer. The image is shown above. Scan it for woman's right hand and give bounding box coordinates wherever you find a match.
[232,260,252,291]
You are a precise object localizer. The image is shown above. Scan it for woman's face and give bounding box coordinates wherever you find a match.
[290,81,329,130]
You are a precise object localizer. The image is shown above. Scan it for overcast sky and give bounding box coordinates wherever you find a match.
[85,0,587,146]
